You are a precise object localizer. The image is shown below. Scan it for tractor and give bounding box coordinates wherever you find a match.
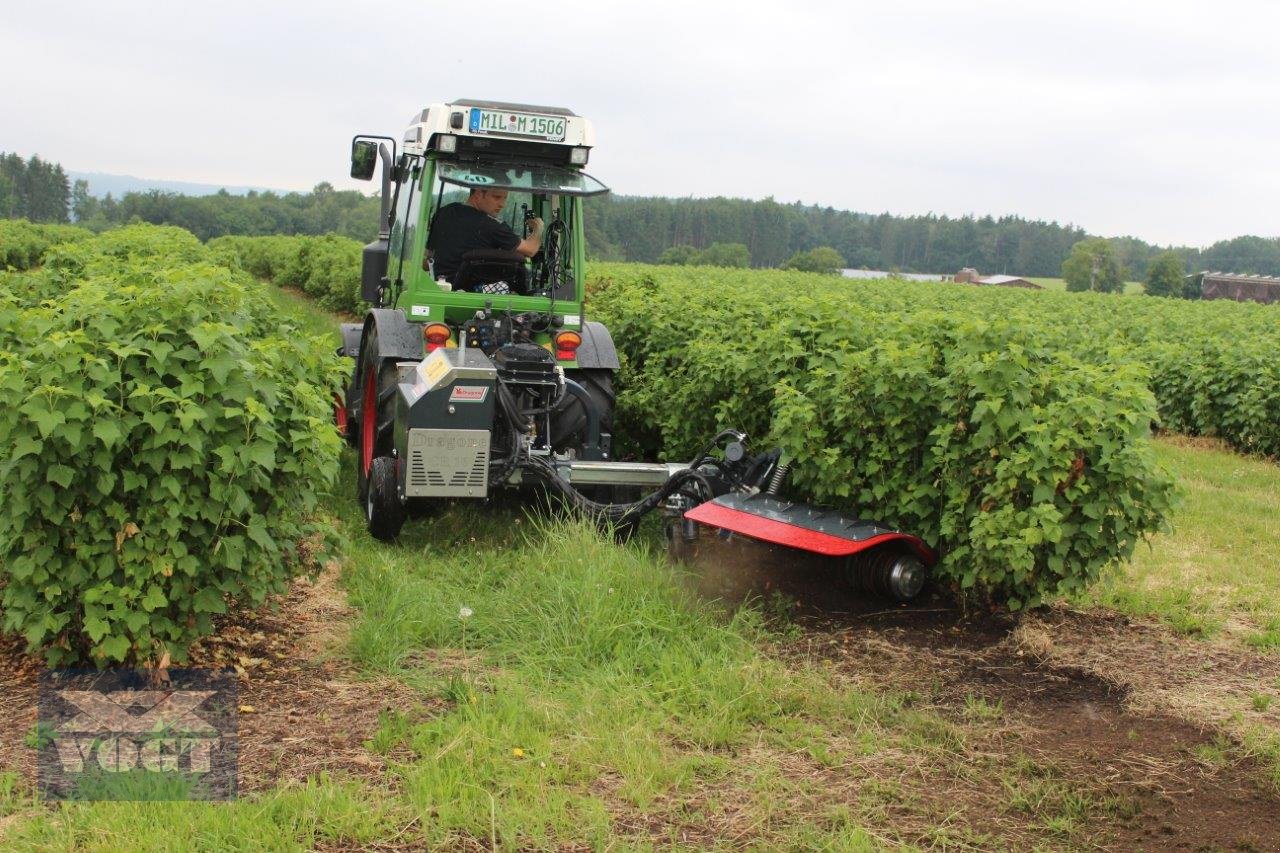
[339,99,936,602]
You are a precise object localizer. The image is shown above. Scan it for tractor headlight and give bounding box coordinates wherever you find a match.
[569,147,589,165]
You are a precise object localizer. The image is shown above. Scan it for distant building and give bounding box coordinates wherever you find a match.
[841,268,944,283]
[1195,271,1280,305]
[953,268,1041,289]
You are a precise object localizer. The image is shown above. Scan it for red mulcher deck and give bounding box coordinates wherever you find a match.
[684,493,937,564]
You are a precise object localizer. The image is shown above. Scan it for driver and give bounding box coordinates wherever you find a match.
[426,187,543,285]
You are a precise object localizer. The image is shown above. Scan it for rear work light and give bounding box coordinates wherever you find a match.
[569,146,589,165]
[424,322,452,352]
[554,330,581,361]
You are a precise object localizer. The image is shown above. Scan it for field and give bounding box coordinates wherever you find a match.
[2,229,1280,849]
[1027,277,1146,294]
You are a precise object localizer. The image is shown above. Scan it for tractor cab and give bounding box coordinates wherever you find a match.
[349,100,609,346]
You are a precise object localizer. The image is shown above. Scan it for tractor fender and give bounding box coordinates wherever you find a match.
[575,320,620,370]
[361,308,425,364]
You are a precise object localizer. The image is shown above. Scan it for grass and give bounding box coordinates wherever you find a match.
[333,492,990,847]
[1084,436,1280,645]
[1026,276,1146,294]
[0,778,412,850]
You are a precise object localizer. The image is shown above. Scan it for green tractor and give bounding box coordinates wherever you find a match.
[339,99,937,603]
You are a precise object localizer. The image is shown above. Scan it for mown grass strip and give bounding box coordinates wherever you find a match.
[1086,437,1280,645]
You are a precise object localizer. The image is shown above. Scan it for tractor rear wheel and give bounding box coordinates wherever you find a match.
[551,368,615,455]
[366,456,405,541]
[354,332,397,503]
[551,368,636,503]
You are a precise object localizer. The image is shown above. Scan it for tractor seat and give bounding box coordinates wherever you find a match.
[452,249,528,294]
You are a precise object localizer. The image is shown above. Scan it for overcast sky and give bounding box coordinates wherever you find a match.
[3,0,1277,247]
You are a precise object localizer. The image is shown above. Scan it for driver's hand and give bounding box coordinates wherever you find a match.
[527,216,544,235]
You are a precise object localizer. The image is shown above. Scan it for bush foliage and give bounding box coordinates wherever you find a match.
[0,218,92,270]
[587,264,1177,607]
[0,225,344,665]
[200,239,1279,604]
[210,233,364,314]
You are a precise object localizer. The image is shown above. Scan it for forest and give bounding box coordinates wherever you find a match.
[8,151,1280,279]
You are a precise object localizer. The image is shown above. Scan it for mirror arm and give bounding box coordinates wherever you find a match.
[377,143,393,240]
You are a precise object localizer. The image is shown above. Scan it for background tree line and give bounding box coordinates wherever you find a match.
[9,151,1280,281]
[0,153,70,222]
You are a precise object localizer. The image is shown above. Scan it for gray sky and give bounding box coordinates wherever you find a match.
[3,0,1277,247]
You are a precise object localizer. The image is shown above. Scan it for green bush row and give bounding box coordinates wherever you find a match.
[587,264,1179,608]
[0,219,92,270]
[0,225,344,665]
[210,233,364,314]
[590,263,1280,459]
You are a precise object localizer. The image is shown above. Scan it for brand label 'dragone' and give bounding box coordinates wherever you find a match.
[449,385,488,403]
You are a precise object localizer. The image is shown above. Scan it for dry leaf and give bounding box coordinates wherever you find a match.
[239,704,256,714]
[114,521,141,552]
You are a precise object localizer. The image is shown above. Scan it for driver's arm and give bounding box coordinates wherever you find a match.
[514,217,544,258]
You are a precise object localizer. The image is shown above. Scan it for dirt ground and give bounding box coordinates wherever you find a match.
[0,560,438,796]
[689,537,1280,851]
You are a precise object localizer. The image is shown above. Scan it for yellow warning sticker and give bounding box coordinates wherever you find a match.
[423,352,450,386]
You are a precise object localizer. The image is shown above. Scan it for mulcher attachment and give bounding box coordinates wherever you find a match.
[682,493,938,602]
[684,494,935,562]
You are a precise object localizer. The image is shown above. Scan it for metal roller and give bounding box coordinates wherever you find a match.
[846,549,927,602]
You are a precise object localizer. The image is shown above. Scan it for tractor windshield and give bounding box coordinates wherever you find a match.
[437,161,609,196]
[425,162,584,300]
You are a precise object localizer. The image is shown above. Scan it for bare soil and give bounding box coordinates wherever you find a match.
[681,536,1280,851]
[0,560,438,795]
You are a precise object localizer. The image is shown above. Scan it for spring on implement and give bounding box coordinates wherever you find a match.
[766,460,790,495]
[846,549,927,602]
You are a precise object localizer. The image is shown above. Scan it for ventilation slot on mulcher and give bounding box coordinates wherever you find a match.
[404,433,490,498]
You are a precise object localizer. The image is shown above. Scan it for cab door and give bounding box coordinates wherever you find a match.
[387,156,422,285]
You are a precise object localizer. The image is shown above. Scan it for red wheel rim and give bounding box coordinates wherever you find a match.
[333,393,348,436]
[361,363,376,476]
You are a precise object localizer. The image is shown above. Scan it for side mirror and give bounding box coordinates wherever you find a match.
[350,140,378,180]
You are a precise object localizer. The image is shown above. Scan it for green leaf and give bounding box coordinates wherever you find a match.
[192,588,227,614]
[28,407,65,438]
[93,420,124,448]
[99,635,131,662]
[47,464,75,489]
[84,616,110,643]
[140,585,167,612]
[12,434,42,460]
[246,443,276,471]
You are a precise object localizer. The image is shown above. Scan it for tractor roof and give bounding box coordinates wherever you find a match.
[450,98,576,117]
[402,100,596,160]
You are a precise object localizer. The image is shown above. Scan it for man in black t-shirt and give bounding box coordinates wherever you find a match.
[426,187,543,284]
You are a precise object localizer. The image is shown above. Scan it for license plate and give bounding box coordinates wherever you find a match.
[469,108,567,142]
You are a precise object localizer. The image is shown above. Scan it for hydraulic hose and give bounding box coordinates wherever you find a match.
[495,371,718,531]
[521,453,715,530]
